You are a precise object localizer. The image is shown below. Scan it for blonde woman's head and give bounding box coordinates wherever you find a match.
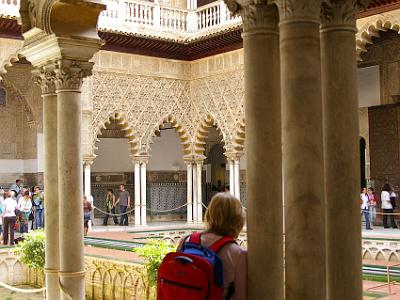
[205,192,245,238]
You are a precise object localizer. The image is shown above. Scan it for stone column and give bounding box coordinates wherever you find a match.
[140,160,147,226]
[134,161,141,226]
[192,161,198,222]
[196,160,203,223]
[234,159,240,200]
[229,159,234,194]
[55,59,93,300]
[83,161,92,198]
[321,2,362,299]
[186,161,193,223]
[33,66,60,300]
[279,1,326,299]
[231,3,283,299]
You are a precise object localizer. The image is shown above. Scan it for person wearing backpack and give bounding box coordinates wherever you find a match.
[158,192,247,300]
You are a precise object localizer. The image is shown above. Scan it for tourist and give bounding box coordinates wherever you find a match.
[83,195,92,236]
[10,179,23,197]
[178,192,247,299]
[368,187,377,227]
[18,191,32,234]
[3,191,17,245]
[360,187,371,230]
[32,186,44,229]
[103,189,118,226]
[116,184,130,226]
[381,183,397,229]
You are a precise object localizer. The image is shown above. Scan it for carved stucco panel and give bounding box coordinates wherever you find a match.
[91,71,194,156]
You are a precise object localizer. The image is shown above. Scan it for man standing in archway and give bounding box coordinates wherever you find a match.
[116,184,130,226]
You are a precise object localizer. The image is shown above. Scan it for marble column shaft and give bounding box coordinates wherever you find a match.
[84,163,91,198]
[186,162,193,223]
[192,162,198,222]
[234,159,240,199]
[239,3,284,299]
[36,69,60,300]
[56,60,92,300]
[321,2,362,299]
[229,160,234,194]
[134,161,141,226]
[140,161,147,225]
[279,1,326,299]
[196,162,203,223]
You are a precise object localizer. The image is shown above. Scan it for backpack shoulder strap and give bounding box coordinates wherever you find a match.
[209,237,235,253]
[188,232,202,245]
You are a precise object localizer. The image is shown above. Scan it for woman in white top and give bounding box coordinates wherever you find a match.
[18,191,32,234]
[381,183,397,228]
[3,191,17,245]
[360,187,371,230]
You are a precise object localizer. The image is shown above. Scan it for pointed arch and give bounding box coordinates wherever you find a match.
[137,113,191,156]
[356,12,400,59]
[0,39,23,78]
[94,111,138,156]
[1,77,35,123]
[233,118,245,154]
[194,114,227,157]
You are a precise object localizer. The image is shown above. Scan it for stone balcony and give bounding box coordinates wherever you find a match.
[0,0,242,42]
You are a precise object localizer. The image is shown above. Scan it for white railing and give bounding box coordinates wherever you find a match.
[0,0,241,39]
[160,7,188,32]
[0,0,20,17]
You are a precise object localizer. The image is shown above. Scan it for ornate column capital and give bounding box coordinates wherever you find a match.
[83,155,96,166]
[32,64,56,95]
[133,155,151,165]
[225,1,278,34]
[54,59,93,92]
[277,0,322,23]
[320,0,360,30]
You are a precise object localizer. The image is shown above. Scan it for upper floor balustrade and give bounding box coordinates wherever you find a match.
[0,0,242,41]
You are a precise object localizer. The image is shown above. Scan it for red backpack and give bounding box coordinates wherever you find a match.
[157,232,234,300]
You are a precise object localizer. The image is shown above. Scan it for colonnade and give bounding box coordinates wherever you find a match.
[19,1,105,299]
[229,0,362,299]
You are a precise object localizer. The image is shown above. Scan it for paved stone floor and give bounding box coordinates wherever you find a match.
[0,286,44,300]
[363,281,400,299]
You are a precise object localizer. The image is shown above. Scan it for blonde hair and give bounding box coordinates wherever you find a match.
[205,192,245,238]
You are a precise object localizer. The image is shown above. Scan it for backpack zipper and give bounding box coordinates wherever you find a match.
[160,278,203,291]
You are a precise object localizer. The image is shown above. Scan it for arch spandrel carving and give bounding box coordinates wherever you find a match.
[91,71,193,156]
[191,69,245,154]
[0,38,23,78]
